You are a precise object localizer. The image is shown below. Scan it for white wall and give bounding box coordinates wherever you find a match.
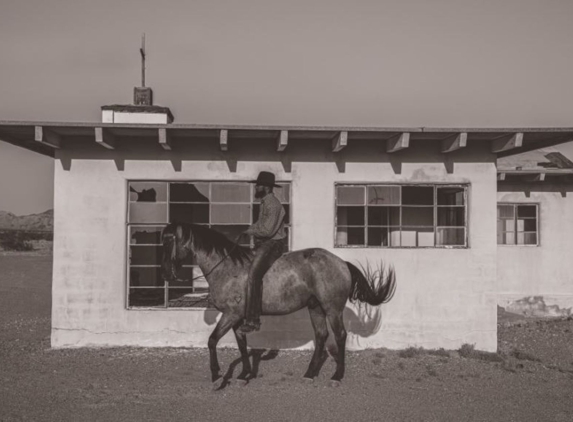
[51,139,498,351]
[497,183,573,316]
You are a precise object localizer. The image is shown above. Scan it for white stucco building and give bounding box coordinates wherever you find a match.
[1,90,572,352]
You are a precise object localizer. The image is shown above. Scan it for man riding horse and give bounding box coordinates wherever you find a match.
[238,171,288,333]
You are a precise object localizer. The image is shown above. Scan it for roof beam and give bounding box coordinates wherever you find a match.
[387,132,410,153]
[498,172,506,181]
[158,128,171,150]
[277,130,288,152]
[332,131,348,152]
[95,127,116,149]
[491,133,523,153]
[220,129,228,151]
[524,173,546,182]
[35,126,61,149]
[441,132,467,153]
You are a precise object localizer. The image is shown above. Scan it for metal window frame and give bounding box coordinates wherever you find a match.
[497,202,540,247]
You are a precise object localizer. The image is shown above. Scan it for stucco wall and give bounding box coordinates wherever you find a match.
[51,138,498,351]
[497,183,573,316]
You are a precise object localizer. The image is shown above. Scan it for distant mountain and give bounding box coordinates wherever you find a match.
[0,209,53,231]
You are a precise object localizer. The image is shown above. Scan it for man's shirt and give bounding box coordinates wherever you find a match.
[245,192,286,241]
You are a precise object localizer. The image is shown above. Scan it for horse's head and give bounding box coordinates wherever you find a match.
[161,222,193,282]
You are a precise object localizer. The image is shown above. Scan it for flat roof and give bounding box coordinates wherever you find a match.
[1,120,572,158]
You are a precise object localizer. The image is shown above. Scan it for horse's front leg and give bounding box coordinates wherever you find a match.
[233,322,252,384]
[208,313,238,389]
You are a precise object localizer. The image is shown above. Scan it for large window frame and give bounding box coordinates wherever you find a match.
[334,183,469,249]
[497,203,539,246]
[126,180,291,310]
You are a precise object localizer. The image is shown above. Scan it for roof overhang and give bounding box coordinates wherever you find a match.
[0,120,572,158]
[497,168,573,183]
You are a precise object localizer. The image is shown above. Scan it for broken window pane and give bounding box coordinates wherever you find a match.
[437,187,464,206]
[129,182,167,202]
[130,226,164,245]
[337,186,365,205]
[170,183,210,202]
[402,186,433,205]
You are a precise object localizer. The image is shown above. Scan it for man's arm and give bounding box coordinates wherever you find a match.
[245,198,284,239]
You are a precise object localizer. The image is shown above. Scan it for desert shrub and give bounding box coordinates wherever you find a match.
[427,348,450,358]
[398,347,424,358]
[458,343,504,362]
[0,232,34,251]
[510,350,541,362]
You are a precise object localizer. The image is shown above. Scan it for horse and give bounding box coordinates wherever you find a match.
[161,222,396,389]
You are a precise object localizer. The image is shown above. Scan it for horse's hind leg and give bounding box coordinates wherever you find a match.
[232,322,252,383]
[327,312,347,385]
[208,314,238,389]
[303,303,328,380]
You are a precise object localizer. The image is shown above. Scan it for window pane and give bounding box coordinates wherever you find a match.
[367,186,400,205]
[211,204,251,224]
[438,207,465,226]
[367,227,390,246]
[336,227,365,246]
[211,225,251,245]
[505,232,516,245]
[274,184,290,203]
[130,267,163,287]
[130,226,164,245]
[519,219,537,232]
[252,204,290,224]
[402,207,434,226]
[211,183,251,203]
[129,203,168,223]
[170,183,210,202]
[129,288,164,307]
[517,232,538,245]
[337,206,365,226]
[436,228,465,246]
[402,227,434,247]
[517,205,537,218]
[367,206,400,226]
[129,182,167,202]
[169,204,209,224]
[498,205,515,218]
[337,186,365,205]
[504,219,515,231]
[437,187,465,206]
[130,245,163,266]
[402,186,434,205]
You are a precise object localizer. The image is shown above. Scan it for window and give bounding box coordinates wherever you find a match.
[127,181,291,309]
[497,203,538,246]
[335,184,468,248]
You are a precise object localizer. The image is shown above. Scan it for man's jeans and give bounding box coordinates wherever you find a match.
[244,238,287,324]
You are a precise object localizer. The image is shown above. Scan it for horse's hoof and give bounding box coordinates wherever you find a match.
[234,378,248,387]
[302,376,315,384]
[329,380,342,388]
[212,377,225,391]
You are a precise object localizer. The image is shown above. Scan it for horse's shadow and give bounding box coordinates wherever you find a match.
[204,303,383,387]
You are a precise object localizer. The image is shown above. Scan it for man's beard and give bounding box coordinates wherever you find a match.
[254,189,266,199]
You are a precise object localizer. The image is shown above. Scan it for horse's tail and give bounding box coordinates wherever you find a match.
[346,261,396,306]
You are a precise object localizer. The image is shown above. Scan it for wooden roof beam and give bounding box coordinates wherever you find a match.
[491,133,523,153]
[332,131,348,152]
[220,129,228,151]
[35,126,61,149]
[498,172,506,181]
[524,173,546,182]
[159,128,171,150]
[95,127,116,149]
[387,132,410,153]
[277,130,288,152]
[441,132,467,153]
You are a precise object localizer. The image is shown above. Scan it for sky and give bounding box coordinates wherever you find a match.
[1,0,573,215]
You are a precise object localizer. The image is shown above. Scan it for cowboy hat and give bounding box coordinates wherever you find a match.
[251,171,282,188]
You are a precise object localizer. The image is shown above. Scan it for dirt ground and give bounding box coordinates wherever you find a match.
[1,254,572,422]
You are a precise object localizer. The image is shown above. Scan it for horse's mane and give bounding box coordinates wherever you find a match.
[177,223,252,265]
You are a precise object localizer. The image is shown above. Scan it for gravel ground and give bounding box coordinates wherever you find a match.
[1,254,572,422]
